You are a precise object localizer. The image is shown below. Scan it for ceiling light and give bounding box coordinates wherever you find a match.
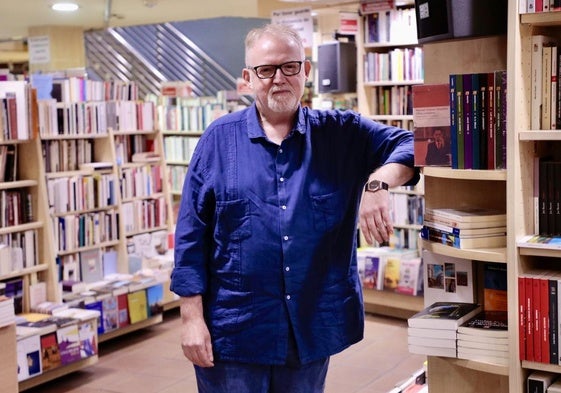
[51,2,79,12]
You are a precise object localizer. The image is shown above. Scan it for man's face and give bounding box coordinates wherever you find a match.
[243,33,310,115]
[434,130,444,144]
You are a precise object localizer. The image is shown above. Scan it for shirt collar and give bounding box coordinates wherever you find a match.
[246,104,307,139]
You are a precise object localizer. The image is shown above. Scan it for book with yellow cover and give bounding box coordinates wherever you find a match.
[127,290,148,324]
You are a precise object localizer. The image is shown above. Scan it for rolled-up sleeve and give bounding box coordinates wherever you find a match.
[170,133,213,297]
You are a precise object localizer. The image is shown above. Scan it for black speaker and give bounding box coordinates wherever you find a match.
[317,41,357,94]
[414,0,507,44]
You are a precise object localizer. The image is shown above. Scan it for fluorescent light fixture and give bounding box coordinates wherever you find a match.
[51,2,79,12]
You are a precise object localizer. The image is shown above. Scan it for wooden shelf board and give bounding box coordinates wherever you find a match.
[521,11,561,26]
[522,360,561,373]
[519,130,561,141]
[0,180,38,190]
[0,221,43,235]
[422,167,507,181]
[19,356,98,392]
[421,240,507,263]
[364,79,424,87]
[431,356,509,376]
[363,288,423,319]
[98,314,163,343]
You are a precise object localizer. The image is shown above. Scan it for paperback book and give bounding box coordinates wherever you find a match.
[408,302,482,330]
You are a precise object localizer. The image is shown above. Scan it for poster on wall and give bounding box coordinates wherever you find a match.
[339,12,359,35]
[271,7,313,48]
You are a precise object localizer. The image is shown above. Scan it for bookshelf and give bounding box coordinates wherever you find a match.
[356,2,423,131]
[416,24,510,393]
[355,3,425,318]
[509,6,561,393]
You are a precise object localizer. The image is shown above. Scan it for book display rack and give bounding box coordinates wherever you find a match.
[510,4,561,393]
[356,1,423,132]
[416,6,510,393]
[356,1,425,319]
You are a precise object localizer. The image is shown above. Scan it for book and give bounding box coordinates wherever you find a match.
[422,218,506,237]
[358,247,389,291]
[395,257,423,296]
[457,310,508,338]
[457,347,509,366]
[127,289,148,324]
[407,335,456,349]
[56,321,82,365]
[407,327,457,340]
[547,380,561,393]
[408,302,482,330]
[412,83,451,167]
[424,207,507,225]
[517,235,561,250]
[422,250,476,307]
[40,332,62,372]
[79,248,104,283]
[17,334,42,381]
[421,225,506,249]
[531,35,557,130]
[483,263,508,312]
[117,293,130,328]
[146,283,164,317]
[528,371,557,393]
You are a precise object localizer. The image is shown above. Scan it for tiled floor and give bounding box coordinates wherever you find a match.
[24,309,426,393]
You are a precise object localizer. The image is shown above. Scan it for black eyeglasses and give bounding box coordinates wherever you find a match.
[249,61,304,79]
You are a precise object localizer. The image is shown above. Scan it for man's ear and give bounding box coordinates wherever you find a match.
[242,68,251,86]
[304,60,312,79]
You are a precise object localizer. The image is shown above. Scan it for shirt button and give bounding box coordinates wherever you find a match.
[283,235,289,241]
[279,148,283,153]
[285,266,290,272]
[279,177,285,182]
[281,205,287,210]
[286,295,291,300]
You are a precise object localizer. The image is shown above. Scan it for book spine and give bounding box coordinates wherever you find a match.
[526,274,535,362]
[519,275,527,360]
[449,74,458,169]
[463,73,473,169]
[540,275,550,363]
[456,74,464,169]
[487,72,496,169]
[478,73,488,169]
[471,73,481,170]
[549,277,558,364]
[533,275,542,362]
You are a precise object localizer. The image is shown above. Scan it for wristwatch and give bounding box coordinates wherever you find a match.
[364,179,389,193]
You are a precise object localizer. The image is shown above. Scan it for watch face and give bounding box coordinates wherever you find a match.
[366,180,387,192]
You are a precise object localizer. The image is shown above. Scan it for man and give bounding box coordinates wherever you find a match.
[170,23,417,392]
[424,128,450,165]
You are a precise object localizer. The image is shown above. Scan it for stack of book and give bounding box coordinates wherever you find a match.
[422,207,507,249]
[456,310,509,366]
[407,302,482,358]
[0,295,15,328]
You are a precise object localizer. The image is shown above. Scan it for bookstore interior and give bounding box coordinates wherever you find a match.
[4,0,561,392]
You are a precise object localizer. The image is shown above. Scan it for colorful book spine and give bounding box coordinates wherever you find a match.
[449,74,458,169]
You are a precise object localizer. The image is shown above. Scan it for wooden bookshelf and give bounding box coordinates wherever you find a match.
[417,22,510,391]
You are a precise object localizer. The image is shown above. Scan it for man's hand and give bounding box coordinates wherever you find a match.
[180,296,214,367]
[359,188,393,245]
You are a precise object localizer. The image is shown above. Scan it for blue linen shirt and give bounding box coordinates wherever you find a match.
[170,103,417,365]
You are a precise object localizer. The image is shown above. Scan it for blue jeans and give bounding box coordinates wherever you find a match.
[194,357,330,393]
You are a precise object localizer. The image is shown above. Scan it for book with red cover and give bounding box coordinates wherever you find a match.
[40,332,61,372]
[519,275,527,361]
[412,83,451,167]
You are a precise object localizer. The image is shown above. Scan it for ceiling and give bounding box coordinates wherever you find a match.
[0,0,361,42]
[0,0,361,63]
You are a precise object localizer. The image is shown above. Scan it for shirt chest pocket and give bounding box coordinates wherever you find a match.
[311,190,345,232]
[215,199,252,241]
